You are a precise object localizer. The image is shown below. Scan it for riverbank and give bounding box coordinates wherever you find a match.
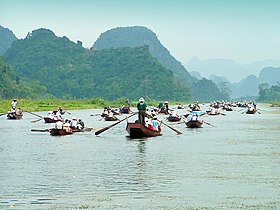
[0,98,185,113]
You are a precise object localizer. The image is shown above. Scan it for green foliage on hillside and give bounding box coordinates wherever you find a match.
[4,28,191,100]
[0,25,17,55]
[0,57,46,98]
[258,82,280,102]
[92,26,193,84]
[192,78,230,101]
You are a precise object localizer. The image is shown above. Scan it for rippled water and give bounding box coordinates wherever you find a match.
[0,104,279,209]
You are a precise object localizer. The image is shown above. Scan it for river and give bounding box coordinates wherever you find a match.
[0,104,279,209]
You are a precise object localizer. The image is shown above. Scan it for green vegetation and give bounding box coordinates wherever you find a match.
[3,28,191,101]
[0,56,45,98]
[0,98,188,113]
[0,25,17,55]
[258,82,280,102]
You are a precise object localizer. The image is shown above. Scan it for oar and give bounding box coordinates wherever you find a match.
[25,111,43,119]
[203,121,215,127]
[31,129,50,132]
[31,118,43,123]
[219,113,226,116]
[257,110,261,114]
[161,121,182,135]
[0,113,7,117]
[95,112,138,136]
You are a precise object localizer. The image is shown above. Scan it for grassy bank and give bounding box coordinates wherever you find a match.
[0,98,185,113]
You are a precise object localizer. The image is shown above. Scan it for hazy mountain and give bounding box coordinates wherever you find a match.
[190,71,203,80]
[231,75,259,99]
[186,57,280,83]
[258,67,280,85]
[0,25,17,55]
[92,26,193,84]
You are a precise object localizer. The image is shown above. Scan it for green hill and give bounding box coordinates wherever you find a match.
[4,28,191,100]
[92,26,193,84]
[0,25,17,55]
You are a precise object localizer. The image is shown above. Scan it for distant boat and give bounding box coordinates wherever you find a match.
[44,117,63,123]
[7,113,23,120]
[126,123,162,138]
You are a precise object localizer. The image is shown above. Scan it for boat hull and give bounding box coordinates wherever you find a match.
[7,113,23,120]
[50,128,73,136]
[185,120,203,128]
[44,117,63,123]
[126,123,162,138]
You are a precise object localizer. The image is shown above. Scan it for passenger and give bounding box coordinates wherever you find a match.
[63,119,71,132]
[55,120,63,129]
[70,116,78,128]
[11,99,17,109]
[152,116,160,131]
[78,119,85,129]
[191,114,198,121]
[15,108,22,115]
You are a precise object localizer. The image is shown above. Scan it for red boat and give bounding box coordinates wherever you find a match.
[50,128,73,136]
[246,109,257,114]
[185,120,203,128]
[104,115,119,121]
[44,117,63,123]
[126,123,162,138]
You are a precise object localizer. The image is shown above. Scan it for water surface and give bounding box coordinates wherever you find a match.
[0,104,279,209]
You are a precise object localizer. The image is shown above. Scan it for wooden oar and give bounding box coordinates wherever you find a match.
[203,121,215,127]
[25,111,43,119]
[31,129,50,132]
[161,121,182,135]
[95,112,137,136]
[0,113,7,117]
[31,118,43,123]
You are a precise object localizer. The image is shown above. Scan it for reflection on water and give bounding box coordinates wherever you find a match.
[0,105,279,209]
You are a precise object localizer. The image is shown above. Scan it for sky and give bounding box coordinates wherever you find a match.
[1,0,280,65]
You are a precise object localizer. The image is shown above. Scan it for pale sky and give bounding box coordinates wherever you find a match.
[1,0,280,65]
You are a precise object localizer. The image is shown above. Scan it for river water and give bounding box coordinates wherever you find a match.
[0,104,279,209]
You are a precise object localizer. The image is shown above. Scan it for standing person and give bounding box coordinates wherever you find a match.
[137,97,147,124]
[252,100,257,111]
[125,99,131,107]
[11,99,17,109]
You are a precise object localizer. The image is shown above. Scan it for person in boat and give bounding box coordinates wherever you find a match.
[191,114,198,121]
[47,111,54,119]
[164,101,169,112]
[145,118,154,130]
[102,107,109,117]
[55,120,63,129]
[54,110,63,121]
[58,107,65,115]
[78,119,85,129]
[125,99,131,107]
[137,97,147,124]
[158,102,164,110]
[15,108,22,115]
[63,119,71,132]
[152,115,160,131]
[70,116,78,129]
[252,100,257,111]
[11,99,18,109]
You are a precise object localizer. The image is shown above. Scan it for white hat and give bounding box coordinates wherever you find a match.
[165,101,168,103]
[72,116,77,120]
[139,97,145,102]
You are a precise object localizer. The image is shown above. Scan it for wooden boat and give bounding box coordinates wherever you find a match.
[167,115,181,122]
[177,105,184,109]
[246,109,257,114]
[185,120,203,128]
[50,128,73,136]
[7,113,23,120]
[126,123,162,138]
[104,115,119,121]
[44,117,63,123]
[119,107,132,114]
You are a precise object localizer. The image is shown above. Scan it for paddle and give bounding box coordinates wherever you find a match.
[0,113,7,117]
[161,121,182,135]
[219,113,226,116]
[31,118,43,123]
[31,129,50,132]
[25,111,43,119]
[95,112,138,136]
[203,121,215,127]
